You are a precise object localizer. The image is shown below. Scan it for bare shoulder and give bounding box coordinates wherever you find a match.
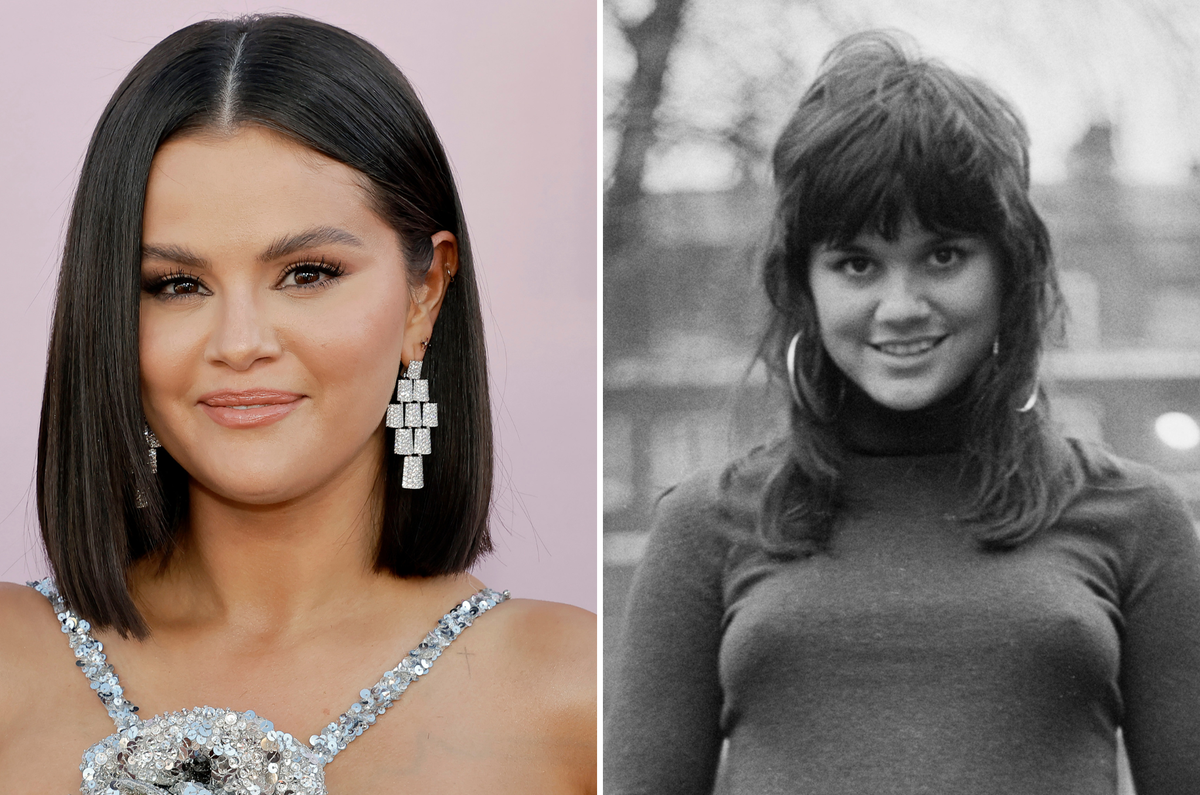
[0,579,61,660]
[0,581,66,725]
[487,598,596,679]
[480,598,596,726]
[479,598,595,791]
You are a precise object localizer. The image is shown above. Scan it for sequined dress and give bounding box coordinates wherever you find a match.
[31,578,509,795]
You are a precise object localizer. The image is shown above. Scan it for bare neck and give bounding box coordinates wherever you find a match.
[130,435,412,638]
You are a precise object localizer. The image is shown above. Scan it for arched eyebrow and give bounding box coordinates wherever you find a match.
[141,226,365,267]
[256,226,365,262]
[141,242,208,268]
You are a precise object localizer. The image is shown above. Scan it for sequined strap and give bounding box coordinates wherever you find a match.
[308,587,510,764]
[32,578,510,766]
[29,578,140,730]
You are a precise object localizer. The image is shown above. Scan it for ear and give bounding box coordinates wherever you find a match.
[402,231,458,366]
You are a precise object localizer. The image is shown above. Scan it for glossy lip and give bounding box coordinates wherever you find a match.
[197,390,305,429]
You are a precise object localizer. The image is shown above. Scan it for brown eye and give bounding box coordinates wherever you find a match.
[280,260,345,289]
[292,267,322,285]
[160,278,204,296]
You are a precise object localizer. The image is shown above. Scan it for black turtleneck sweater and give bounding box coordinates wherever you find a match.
[606,389,1200,794]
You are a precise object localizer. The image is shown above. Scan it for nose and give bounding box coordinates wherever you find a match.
[874,270,933,328]
[204,290,283,371]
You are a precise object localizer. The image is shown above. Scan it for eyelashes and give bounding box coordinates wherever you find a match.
[141,267,202,299]
[928,245,968,268]
[142,257,347,299]
[822,241,973,277]
[279,257,346,288]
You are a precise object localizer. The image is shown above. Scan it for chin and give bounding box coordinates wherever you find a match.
[207,478,303,505]
[191,459,315,505]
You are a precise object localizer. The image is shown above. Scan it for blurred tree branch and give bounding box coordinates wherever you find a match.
[604,0,689,263]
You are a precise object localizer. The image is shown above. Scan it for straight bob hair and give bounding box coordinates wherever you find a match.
[37,15,493,637]
[752,32,1094,556]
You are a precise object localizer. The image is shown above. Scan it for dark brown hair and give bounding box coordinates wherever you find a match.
[38,15,493,636]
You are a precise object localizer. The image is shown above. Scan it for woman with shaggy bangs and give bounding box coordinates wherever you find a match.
[608,32,1200,794]
[0,15,594,795]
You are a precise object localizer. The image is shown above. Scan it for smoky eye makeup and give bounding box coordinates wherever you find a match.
[140,255,350,300]
[142,268,209,299]
[276,256,347,290]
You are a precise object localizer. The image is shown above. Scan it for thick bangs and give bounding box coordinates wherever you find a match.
[790,68,1027,252]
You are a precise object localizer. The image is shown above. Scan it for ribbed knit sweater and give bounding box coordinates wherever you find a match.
[607,409,1200,793]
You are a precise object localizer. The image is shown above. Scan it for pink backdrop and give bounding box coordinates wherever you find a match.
[0,1,597,611]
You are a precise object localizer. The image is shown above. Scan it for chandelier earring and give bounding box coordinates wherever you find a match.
[135,424,162,509]
[144,424,162,474]
[385,340,438,489]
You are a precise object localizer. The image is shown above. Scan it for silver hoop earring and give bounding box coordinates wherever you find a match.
[386,356,438,489]
[786,332,805,411]
[786,331,842,422]
[1017,383,1039,413]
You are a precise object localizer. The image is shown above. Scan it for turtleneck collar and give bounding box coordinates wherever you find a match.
[834,378,972,456]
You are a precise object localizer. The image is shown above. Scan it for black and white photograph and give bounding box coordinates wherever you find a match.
[604,0,1200,792]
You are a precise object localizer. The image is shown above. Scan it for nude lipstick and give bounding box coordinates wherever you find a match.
[197,390,304,429]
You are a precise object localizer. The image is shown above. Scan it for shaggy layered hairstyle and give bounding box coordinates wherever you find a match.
[753,32,1089,556]
[38,15,493,636]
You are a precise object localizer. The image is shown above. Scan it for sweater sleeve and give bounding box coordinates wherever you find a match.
[604,474,731,795]
[1118,475,1200,794]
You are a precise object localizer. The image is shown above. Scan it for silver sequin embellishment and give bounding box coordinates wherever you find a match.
[31,578,509,795]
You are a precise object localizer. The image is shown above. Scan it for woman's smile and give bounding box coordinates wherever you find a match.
[197,389,306,428]
[870,335,947,359]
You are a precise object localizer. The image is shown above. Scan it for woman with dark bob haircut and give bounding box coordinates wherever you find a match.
[607,32,1200,794]
[0,15,594,794]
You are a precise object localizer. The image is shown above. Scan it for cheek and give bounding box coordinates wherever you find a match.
[139,305,208,413]
[942,271,1003,377]
[293,288,408,396]
[808,276,865,349]
[960,268,1003,339]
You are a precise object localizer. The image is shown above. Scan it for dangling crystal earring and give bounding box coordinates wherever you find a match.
[385,343,438,489]
[144,425,162,474]
[135,424,162,508]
